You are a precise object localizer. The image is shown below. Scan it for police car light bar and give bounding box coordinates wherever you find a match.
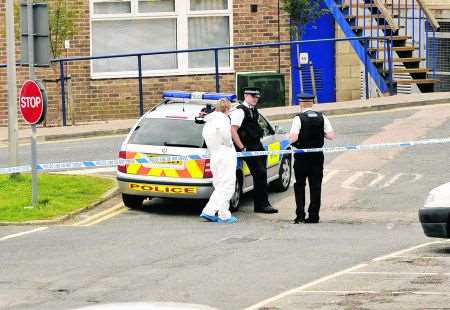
[163,90,236,102]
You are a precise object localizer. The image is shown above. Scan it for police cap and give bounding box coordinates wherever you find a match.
[243,87,261,98]
[297,92,315,101]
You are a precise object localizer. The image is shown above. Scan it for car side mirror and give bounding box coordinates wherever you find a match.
[194,117,205,124]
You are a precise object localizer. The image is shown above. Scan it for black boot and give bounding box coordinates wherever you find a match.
[305,216,319,224]
[255,204,278,214]
[294,216,305,224]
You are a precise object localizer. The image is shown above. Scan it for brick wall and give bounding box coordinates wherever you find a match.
[335,25,361,101]
[0,0,67,127]
[0,0,291,127]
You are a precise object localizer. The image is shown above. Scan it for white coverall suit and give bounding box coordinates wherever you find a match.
[201,111,237,220]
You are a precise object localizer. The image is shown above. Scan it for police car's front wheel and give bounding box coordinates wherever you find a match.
[122,193,144,209]
[271,155,292,192]
[229,176,243,212]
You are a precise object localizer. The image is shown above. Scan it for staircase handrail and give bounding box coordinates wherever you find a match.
[373,0,399,32]
[343,0,399,32]
[416,0,440,31]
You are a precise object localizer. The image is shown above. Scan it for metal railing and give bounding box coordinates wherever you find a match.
[343,0,440,76]
[340,0,398,73]
[2,36,392,126]
[387,0,440,77]
[334,0,440,94]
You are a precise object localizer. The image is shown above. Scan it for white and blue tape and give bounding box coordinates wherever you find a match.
[1,137,449,175]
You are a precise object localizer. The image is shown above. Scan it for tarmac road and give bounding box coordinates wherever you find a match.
[0,104,449,310]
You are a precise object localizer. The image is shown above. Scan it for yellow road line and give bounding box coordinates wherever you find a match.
[72,203,126,226]
[83,208,128,227]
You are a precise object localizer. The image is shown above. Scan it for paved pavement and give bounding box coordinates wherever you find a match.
[1,92,449,145]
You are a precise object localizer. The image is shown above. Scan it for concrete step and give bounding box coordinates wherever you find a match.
[393,68,430,74]
[389,35,411,41]
[368,46,416,52]
[346,13,399,20]
[372,57,425,64]
[351,24,403,31]
[395,79,439,85]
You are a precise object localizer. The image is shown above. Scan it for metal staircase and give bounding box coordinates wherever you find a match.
[324,0,440,94]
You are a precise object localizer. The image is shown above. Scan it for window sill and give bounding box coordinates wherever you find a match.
[90,67,235,80]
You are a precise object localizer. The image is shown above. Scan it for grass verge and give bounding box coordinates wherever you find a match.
[0,173,115,222]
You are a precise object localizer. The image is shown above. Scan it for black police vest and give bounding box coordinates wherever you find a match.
[237,104,264,148]
[293,111,325,149]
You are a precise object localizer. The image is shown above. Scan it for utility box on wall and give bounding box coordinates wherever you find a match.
[236,72,285,108]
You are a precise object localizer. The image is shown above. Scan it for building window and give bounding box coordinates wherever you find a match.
[90,0,233,78]
[94,0,132,14]
[188,16,230,68]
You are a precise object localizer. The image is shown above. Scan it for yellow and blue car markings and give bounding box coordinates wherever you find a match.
[238,139,290,176]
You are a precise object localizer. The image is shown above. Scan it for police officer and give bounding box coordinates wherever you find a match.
[230,87,278,214]
[289,93,335,224]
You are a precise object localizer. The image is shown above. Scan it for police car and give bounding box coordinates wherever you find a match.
[116,91,292,211]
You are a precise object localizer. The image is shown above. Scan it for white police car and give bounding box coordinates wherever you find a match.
[116,91,292,211]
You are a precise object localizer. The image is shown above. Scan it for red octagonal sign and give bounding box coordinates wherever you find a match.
[19,80,47,125]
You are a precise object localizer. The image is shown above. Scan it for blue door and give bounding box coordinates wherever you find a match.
[291,2,336,104]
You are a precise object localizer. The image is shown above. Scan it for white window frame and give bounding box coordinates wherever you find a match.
[90,0,234,79]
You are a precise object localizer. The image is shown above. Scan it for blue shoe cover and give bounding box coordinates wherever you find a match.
[200,213,219,222]
[217,216,238,224]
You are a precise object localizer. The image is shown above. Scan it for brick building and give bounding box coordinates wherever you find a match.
[1,0,448,126]
[0,0,291,126]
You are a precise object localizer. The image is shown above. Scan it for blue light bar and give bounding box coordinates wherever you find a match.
[162,90,192,99]
[203,92,237,102]
[162,90,237,102]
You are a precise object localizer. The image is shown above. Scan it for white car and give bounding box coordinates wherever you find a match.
[419,182,450,238]
[116,91,292,211]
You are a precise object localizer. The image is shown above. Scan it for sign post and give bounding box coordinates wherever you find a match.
[19,80,47,206]
[6,0,19,167]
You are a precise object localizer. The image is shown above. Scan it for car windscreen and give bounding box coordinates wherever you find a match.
[128,118,205,148]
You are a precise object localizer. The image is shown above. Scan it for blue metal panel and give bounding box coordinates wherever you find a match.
[291,1,336,104]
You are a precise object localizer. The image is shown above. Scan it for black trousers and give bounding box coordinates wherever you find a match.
[243,145,270,210]
[293,153,324,221]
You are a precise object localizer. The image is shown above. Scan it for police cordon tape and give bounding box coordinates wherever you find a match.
[1,137,450,175]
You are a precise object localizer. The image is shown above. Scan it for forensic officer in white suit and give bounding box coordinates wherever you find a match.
[200,99,238,224]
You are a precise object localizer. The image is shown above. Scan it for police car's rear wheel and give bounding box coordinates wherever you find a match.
[122,193,144,209]
[271,155,292,192]
[229,177,242,212]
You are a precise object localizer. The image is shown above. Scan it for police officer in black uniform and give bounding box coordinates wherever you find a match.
[289,93,335,223]
[230,87,278,214]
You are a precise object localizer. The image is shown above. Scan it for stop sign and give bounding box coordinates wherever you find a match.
[19,80,47,125]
